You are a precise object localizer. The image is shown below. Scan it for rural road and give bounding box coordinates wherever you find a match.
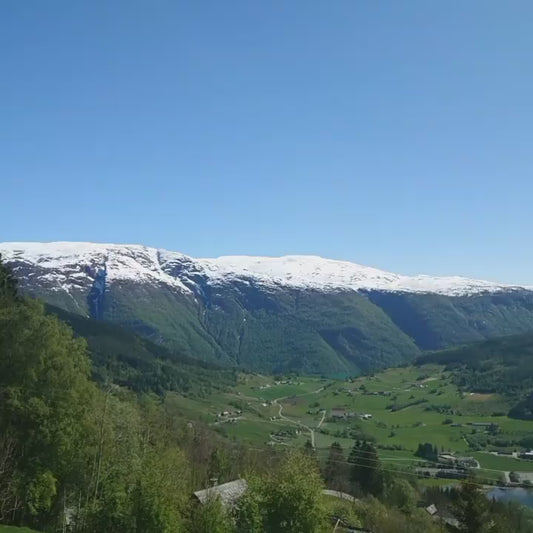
[317,409,327,429]
[272,386,324,448]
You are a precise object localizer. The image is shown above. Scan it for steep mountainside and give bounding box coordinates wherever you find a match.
[2,242,533,374]
[45,304,237,396]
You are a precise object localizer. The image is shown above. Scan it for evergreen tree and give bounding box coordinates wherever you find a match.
[349,441,383,497]
[324,441,347,491]
[453,481,491,533]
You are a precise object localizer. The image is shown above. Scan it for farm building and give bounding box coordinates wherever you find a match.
[330,408,347,418]
[192,479,248,509]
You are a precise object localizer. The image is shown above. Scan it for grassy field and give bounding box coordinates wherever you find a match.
[167,364,533,481]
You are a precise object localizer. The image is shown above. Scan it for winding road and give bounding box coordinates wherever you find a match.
[272,386,325,448]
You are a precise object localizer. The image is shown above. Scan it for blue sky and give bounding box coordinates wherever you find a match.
[2,1,532,284]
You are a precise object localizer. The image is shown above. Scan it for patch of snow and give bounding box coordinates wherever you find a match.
[0,242,191,293]
[196,255,530,296]
[0,242,531,297]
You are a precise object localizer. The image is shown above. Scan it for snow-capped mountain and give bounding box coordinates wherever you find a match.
[1,241,528,296]
[2,241,533,374]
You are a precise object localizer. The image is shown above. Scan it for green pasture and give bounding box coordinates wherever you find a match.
[160,364,533,480]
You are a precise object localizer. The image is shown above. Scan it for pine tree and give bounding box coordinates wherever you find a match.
[349,441,383,496]
[324,442,347,490]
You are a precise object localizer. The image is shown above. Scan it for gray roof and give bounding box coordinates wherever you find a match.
[193,479,248,508]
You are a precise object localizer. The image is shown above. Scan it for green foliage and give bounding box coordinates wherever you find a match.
[188,497,233,533]
[415,443,438,462]
[238,452,327,533]
[0,291,94,525]
[233,480,263,533]
[417,332,533,418]
[349,441,384,497]
[46,304,237,397]
[383,478,418,515]
[357,497,441,533]
[323,442,348,491]
[452,481,492,533]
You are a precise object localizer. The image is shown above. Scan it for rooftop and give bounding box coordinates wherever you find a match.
[193,479,248,508]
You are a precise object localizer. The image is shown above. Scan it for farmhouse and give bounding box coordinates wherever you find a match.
[469,422,496,428]
[330,408,347,419]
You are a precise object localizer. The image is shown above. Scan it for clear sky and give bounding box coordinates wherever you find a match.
[2,1,532,284]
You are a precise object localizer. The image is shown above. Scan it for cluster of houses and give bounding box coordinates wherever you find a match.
[215,409,242,424]
[364,390,393,396]
[329,408,373,421]
[268,428,299,445]
[257,379,301,390]
[437,453,479,469]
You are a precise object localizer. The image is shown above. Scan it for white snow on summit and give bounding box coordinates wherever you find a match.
[0,242,191,293]
[0,242,530,296]
[196,255,527,295]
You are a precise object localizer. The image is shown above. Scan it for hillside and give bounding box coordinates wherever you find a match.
[416,332,533,395]
[3,242,533,374]
[45,305,236,396]
[416,332,533,418]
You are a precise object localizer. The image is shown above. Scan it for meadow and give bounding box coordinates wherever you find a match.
[168,364,533,482]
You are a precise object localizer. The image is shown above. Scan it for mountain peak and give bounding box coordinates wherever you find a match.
[1,241,531,296]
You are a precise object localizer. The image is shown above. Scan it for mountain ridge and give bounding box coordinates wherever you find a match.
[2,241,531,296]
[2,241,533,375]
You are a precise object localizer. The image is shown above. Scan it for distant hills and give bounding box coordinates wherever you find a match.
[3,241,533,374]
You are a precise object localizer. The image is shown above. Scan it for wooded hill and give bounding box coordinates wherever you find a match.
[416,332,533,418]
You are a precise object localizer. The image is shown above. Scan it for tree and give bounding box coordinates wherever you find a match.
[349,441,383,497]
[453,481,491,533]
[188,497,233,533]
[324,442,348,491]
[258,451,327,532]
[0,289,95,526]
[133,447,190,533]
[0,257,18,304]
[234,478,263,533]
[384,477,418,515]
[414,443,438,462]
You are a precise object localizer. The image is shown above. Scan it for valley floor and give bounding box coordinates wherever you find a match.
[172,364,533,485]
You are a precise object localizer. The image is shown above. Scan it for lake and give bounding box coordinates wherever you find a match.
[487,487,533,508]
